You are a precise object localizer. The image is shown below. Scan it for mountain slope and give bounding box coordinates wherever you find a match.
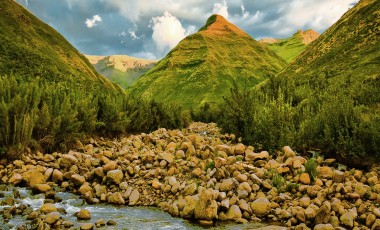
[0,0,115,90]
[259,30,320,63]
[86,55,156,88]
[129,14,287,109]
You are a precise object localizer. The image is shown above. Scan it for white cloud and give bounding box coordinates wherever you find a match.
[241,5,249,19]
[150,11,194,53]
[213,0,229,19]
[85,15,102,28]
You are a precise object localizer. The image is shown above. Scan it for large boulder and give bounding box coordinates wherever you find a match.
[129,189,140,205]
[194,189,218,220]
[23,170,45,187]
[315,201,331,224]
[77,209,91,220]
[52,169,63,182]
[107,170,124,184]
[71,174,86,186]
[32,184,51,193]
[251,197,271,217]
[220,178,235,192]
[108,192,125,205]
[40,203,57,214]
[45,212,60,225]
[180,195,199,219]
[226,205,242,220]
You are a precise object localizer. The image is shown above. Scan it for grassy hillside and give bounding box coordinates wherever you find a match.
[129,15,287,109]
[86,55,156,88]
[0,0,186,157]
[260,30,320,63]
[0,0,116,90]
[216,0,380,163]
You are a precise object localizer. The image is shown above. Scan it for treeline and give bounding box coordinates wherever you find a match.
[0,74,188,159]
[193,75,380,160]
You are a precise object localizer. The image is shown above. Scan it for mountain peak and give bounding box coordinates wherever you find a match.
[198,14,249,37]
[294,29,320,44]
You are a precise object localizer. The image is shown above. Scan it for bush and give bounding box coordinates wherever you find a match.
[305,158,318,181]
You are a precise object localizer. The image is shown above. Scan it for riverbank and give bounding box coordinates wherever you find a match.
[1,122,379,229]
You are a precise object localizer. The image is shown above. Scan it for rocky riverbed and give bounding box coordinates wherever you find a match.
[0,122,380,229]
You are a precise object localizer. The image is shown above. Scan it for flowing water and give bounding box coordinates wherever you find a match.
[0,187,267,230]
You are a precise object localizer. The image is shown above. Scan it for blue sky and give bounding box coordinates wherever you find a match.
[16,0,358,60]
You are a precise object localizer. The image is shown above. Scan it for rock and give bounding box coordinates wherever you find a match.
[333,170,345,183]
[77,209,91,220]
[245,150,269,161]
[44,168,53,180]
[40,203,57,214]
[108,192,125,205]
[103,161,117,172]
[79,184,92,196]
[355,183,367,198]
[220,178,235,192]
[62,154,78,165]
[251,197,271,217]
[366,213,376,227]
[95,219,106,228]
[107,220,117,225]
[294,207,306,223]
[8,173,22,185]
[305,205,318,220]
[32,184,51,193]
[373,208,380,218]
[160,152,174,163]
[317,167,333,180]
[52,169,63,182]
[184,183,197,195]
[234,143,245,155]
[152,180,163,190]
[226,205,242,220]
[23,170,45,187]
[27,211,39,220]
[315,201,331,224]
[340,211,356,228]
[71,174,86,186]
[199,220,213,226]
[299,197,311,208]
[283,146,296,159]
[180,195,198,218]
[129,189,140,205]
[194,189,218,220]
[313,224,334,230]
[107,170,124,184]
[80,223,94,230]
[45,212,60,225]
[307,185,322,197]
[299,173,311,185]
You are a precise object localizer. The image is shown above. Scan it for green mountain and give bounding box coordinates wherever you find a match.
[129,14,287,109]
[259,29,320,63]
[86,55,156,88]
[0,0,115,90]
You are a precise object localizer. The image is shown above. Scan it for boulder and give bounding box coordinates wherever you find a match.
[77,209,91,220]
[23,170,45,187]
[180,195,198,219]
[152,180,163,190]
[194,189,218,220]
[108,192,125,205]
[129,189,140,205]
[160,152,174,163]
[71,174,86,186]
[315,201,331,224]
[313,224,334,230]
[32,184,51,193]
[220,178,235,192]
[317,167,333,180]
[234,143,245,155]
[107,170,124,184]
[45,212,60,225]
[52,169,63,182]
[282,146,296,159]
[80,223,94,230]
[103,161,117,172]
[184,183,197,195]
[299,173,311,185]
[333,170,345,183]
[8,173,22,185]
[40,203,57,214]
[340,211,355,228]
[251,197,271,217]
[226,205,242,220]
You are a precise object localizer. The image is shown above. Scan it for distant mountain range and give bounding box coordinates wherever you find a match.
[259,29,320,63]
[128,14,287,109]
[85,55,157,88]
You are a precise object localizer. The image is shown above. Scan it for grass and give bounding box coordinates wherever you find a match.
[265,33,307,63]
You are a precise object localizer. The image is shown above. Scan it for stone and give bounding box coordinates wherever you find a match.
[234,143,246,155]
[226,205,242,220]
[79,184,92,196]
[160,152,174,163]
[199,220,213,226]
[299,173,311,185]
[71,174,86,186]
[333,170,345,183]
[355,183,367,198]
[315,201,331,224]
[184,183,197,195]
[80,223,94,230]
[32,184,51,193]
[251,197,271,217]
[180,195,198,218]
[220,178,235,192]
[305,206,317,220]
[77,209,91,220]
[9,173,22,185]
[313,224,334,230]
[152,180,163,190]
[129,189,140,205]
[107,220,117,225]
[373,208,380,218]
[95,219,106,228]
[45,212,60,225]
[40,203,57,214]
[283,146,296,159]
[372,219,380,230]
[107,170,124,184]
[245,150,269,161]
[108,192,125,205]
[44,168,53,180]
[340,211,355,228]
[194,189,218,220]
[317,167,333,179]
[23,170,45,187]
[52,169,63,182]
[103,161,117,172]
[366,213,377,227]
[299,197,311,208]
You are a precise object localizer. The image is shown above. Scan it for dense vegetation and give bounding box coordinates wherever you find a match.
[194,0,380,163]
[129,14,287,109]
[0,74,188,159]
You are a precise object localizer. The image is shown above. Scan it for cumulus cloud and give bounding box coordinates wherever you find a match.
[85,15,102,28]
[150,11,195,53]
[213,0,229,19]
[241,5,249,19]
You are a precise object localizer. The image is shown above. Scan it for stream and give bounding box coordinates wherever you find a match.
[0,187,267,230]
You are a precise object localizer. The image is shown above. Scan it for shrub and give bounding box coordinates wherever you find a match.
[305,158,318,181]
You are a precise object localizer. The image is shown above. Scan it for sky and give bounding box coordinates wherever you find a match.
[16,0,358,60]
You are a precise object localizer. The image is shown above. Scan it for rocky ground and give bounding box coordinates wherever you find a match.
[1,122,380,230]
